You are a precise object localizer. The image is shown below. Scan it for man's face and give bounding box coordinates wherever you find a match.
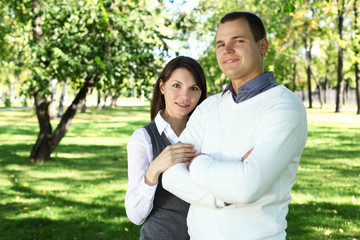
[215,18,268,86]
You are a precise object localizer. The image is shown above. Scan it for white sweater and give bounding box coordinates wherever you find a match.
[162,85,307,240]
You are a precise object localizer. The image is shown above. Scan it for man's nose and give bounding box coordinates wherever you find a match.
[225,43,235,53]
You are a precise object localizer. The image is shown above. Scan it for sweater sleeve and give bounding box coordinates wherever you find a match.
[188,95,307,204]
[162,101,217,208]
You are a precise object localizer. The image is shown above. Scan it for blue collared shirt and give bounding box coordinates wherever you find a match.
[222,72,278,103]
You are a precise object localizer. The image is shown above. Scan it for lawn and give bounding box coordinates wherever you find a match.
[0,105,359,240]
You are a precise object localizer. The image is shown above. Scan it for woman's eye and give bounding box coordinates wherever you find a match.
[173,83,181,88]
[191,87,199,91]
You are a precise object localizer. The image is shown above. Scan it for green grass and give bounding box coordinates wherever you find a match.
[0,105,359,240]
[287,108,360,240]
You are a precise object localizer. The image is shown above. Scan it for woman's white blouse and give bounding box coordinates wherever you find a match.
[125,111,179,225]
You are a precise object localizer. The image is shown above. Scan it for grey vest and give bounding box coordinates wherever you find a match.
[139,121,190,240]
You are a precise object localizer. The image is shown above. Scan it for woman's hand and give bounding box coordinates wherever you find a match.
[241,147,254,162]
[145,142,196,185]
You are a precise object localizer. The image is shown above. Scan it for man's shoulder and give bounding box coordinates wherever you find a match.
[278,85,305,105]
[265,85,302,101]
[268,85,306,114]
[202,92,225,105]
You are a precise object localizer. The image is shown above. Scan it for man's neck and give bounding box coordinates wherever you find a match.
[231,72,264,95]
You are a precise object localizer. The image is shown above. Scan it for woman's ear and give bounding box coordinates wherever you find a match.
[159,80,165,94]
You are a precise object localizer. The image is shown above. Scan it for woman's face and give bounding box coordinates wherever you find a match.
[160,68,202,120]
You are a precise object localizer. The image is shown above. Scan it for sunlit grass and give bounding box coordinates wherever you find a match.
[0,105,149,240]
[0,105,359,239]
[287,107,360,240]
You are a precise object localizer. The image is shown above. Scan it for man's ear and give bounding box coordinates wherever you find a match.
[260,38,269,55]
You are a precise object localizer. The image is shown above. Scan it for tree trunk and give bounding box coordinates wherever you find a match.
[308,65,324,109]
[306,41,313,108]
[51,74,97,151]
[49,79,57,119]
[356,61,360,114]
[29,0,53,162]
[81,98,86,113]
[343,78,350,105]
[30,91,52,162]
[110,93,118,108]
[301,87,305,101]
[96,88,102,109]
[293,40,298,92]
[354,0,360,114]
[103,92,110,107]
[58,80,66,117]
[305,39,323,108]
[30,74,97,162]
[336,0,345,112]
[324,58,330,104]
[306,37,323,109]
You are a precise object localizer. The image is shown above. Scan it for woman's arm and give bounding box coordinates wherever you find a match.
[125,128,198,225]
[125,128,157,225]
[145,142,196,185]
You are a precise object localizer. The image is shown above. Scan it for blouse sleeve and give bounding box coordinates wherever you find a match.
[125,127,158,225]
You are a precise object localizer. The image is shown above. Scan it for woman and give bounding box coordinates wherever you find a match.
[125,56,207,240]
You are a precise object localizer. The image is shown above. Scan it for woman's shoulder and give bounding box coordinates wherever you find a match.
[127,126,151,148]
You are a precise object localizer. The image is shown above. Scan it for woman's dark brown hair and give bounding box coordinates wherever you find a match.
[150,56,207,121]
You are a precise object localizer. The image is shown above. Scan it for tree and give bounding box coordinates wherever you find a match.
[9,0,177,162]
[353,0,360,114]
[335,0,353,112]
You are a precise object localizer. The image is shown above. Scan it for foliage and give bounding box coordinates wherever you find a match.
[1,0,207,162]
[194,0,359,102]
[1,0,202,102]
[1,0,359,110]
[0,106,359,239]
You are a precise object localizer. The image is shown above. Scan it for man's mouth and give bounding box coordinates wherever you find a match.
[223,58,239,64]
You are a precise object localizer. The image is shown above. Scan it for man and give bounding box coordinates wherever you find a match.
[162,12,307,240]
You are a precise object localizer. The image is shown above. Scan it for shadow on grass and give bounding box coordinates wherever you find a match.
[0,198,140,240]
[0,106,153,239]
[0,143,129,180]
[0,141,142,240]
[307,125,360,143]
[0,125,38,136]
[65,120,149,138]
[287,202,359,240]
[0,182,141,239]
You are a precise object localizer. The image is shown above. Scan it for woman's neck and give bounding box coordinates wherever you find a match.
[162,112,187,137]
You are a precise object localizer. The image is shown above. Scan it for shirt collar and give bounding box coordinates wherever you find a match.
[222,71,275,97]
[154,110,170,135]
[154,110,179,144]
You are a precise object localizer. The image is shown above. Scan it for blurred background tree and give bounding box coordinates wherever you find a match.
[0,0,359,162]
